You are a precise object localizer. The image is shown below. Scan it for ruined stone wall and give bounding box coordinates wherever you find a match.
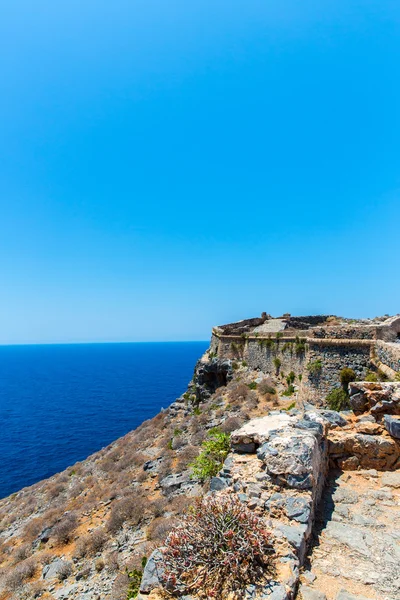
[299,341,372,404]
[376,340,400,373]
[212,332,373,404]
[245,339,307,378]
[312,326,376,339]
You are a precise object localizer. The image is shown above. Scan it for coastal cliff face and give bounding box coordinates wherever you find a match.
[0,313,399,600]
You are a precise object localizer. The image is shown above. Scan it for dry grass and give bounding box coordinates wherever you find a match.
[107,496,146,533]
[73,528,107,559]
[52,512,78,545]
[146,517,177,543]
[0,361,263,600]
[220,416,244,433]
[3,558,36,591]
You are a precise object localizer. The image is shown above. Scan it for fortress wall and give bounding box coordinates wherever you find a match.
[299,340,372,404]
[376,340,400,373]
[245,339,306,376]
[213,334,307,373]
[212,332,373,405]
[312,326,376,339]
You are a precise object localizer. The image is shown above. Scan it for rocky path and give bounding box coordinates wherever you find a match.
[299,470,400,600]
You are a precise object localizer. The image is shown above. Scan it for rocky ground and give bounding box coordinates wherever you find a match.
[0,349,399,600]
[0,354,296,600]
[300,470,400,600]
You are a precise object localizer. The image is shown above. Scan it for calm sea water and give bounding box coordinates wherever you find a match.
[0,342,208,499]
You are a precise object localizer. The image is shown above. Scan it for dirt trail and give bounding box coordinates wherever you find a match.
[299,470,400,600]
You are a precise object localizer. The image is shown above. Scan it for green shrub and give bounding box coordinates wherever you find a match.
[281,342,292,353]
[298,374,303,382]
[126,557,147,599]
[295,336,306,355]
[273,357,281,372]
[282,384,295,397]
[193,407,202,416]
[242,360,248,367]
[340,368,356,389]
[395,372,400,382]
[377,368,389,382]
[265,337,274,349]
[326,388,350,411]
[284,401,296,411]
[307,360,322,376]
[247,381,257,390]
[190,429,230,481]
[286,371,296,385]
[232,362,239,370]
[365,370,378,382]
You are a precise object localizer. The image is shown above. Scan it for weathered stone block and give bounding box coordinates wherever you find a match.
[139,550,164,594]
[299,584,327,600]
[384,414,400,439]
[210,476,228,491]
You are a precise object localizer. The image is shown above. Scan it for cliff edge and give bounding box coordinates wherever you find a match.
[0,312,399,600]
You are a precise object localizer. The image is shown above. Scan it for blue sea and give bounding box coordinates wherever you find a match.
[0,342,208,499]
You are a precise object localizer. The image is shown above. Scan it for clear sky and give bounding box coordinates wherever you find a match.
[1,1,399,344]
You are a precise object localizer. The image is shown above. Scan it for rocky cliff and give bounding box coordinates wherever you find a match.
[0,313,399,600]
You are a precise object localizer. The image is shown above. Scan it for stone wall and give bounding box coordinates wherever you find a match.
[212,332,373,405]
[375,340,400,373]
[246,339,307,377]
[312,326,376,339]
[299,341,372,404]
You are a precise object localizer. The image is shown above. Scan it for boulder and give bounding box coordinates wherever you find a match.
[258,429,322,490]
[160,472,190,494]
[349,382,400,418]
[276,523,308,557]
[139,550,164,594]
[42,559,70,581]
[354,421,382,435]
[319,410,348,428]
[285,496,311,523]
[209,477,228,491]
[231,413,294,450]
[299,584,327,600]
[384,414,400,439]
[381,471,400,487]
[53,585,78,599]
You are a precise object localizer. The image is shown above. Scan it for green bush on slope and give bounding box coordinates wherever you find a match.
[189,429,230,481]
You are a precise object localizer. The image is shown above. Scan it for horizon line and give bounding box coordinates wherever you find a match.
[0,339,210,347]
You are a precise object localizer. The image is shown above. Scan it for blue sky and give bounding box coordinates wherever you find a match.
[1,1,399,343]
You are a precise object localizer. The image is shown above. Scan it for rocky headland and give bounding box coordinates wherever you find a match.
[0,313,399,600]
